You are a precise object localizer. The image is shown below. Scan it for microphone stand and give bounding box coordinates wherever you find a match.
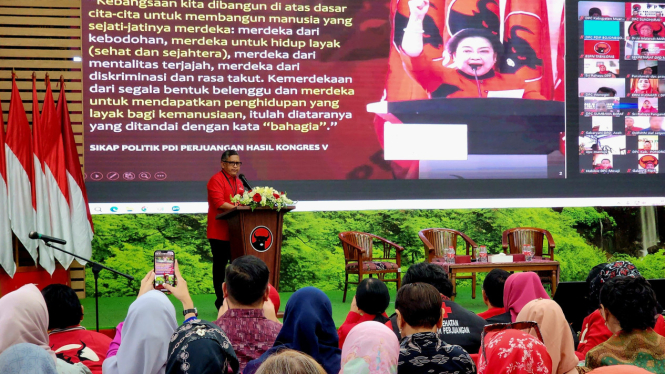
[42,241,134,332]
[472,66,482,98]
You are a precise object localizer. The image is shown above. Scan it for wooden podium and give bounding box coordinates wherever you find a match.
[216,206,295,290]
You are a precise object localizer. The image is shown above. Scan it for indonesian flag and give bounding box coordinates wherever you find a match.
[32,74,55,274]
[0,97,15,277]
[57,78,93,263]
[554,6,565,102]
[41,75,74,268]
[501,0,554,99]
[5,74,37,262]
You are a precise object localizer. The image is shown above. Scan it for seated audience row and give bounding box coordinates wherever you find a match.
[2,255,665,374]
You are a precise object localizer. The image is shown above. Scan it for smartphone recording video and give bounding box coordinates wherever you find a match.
[154,250,175,292]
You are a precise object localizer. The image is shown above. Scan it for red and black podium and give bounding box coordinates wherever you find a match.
[216,206,295,290]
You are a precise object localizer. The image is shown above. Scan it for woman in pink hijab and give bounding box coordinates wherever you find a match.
[503,272,550,322]
[340,321,399,374]
[0,284,91,374]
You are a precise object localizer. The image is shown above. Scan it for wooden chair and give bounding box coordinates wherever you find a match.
[339,231,404,303]
[418,228,479,299]
[502,227,556,287]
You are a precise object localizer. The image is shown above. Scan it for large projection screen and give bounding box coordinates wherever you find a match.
[81,0,665,212]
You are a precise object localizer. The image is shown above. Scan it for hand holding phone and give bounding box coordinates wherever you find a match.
[137,270,155,298]
[154,250,176,293]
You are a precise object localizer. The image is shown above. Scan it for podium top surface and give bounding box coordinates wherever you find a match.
[216,205,296,220]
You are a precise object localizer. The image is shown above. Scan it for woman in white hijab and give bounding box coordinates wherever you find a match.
[0,284,91,374]
[102,288,178,374]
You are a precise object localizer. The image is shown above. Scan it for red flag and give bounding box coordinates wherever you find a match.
[5,74,37,262]
[58,77,93,263]
[0,94,14,276]
[554,7,566,102]
[41,75,74,268]
[32,74,55,274]
[502,0,554,99]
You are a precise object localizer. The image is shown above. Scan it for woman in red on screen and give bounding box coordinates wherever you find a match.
[640,99,658,113]
[399,0,545,99]
[630,78,660,94]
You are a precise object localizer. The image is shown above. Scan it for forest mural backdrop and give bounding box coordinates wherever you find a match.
[86,207,665,297]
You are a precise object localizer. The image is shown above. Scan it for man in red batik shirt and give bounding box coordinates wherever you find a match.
[207,150,245,309]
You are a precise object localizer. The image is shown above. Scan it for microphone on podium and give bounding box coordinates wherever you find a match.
[29,231,67,245]
[239,174,253,190]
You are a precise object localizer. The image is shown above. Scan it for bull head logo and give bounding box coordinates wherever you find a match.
[501,25,543,74]
[250,226,273,252]
[253,233,269,249]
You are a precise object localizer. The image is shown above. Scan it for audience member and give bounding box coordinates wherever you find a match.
[584,277,665,372]
[478,269,511,323]
[0,284,92,374]
[215,256,282,372]
[504,271,550,321]
[338,278,392,348]
[244,287,341,374]
[478,328,553,374]
[267,283,281,315]
[396,262,487,353]
[41,284,111,374]
[0,343,58,374]
[166,320,239,374]
[577,261,647,360]
[255,350,326,374]
[517,299,578,374]
[102,269,178,374]
[395,282,475,373]
[340,321,399,374]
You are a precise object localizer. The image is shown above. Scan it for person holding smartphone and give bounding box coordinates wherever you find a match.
[207,150,246,310]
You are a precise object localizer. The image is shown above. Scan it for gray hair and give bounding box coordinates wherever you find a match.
[255,349,326,374]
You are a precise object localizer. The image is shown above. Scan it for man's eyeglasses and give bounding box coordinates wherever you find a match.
[481,321,544,364]
[223,161,242,167]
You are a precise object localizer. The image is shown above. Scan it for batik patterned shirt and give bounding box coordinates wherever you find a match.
[214,308,281,373]
[398,332,476,374]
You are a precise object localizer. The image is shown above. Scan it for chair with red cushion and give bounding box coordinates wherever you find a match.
[502,227,556,287]
[339,231,404,302]
[419,228,479,299]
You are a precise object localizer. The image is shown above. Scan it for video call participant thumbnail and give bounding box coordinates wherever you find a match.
[594,158,613,170]
[639,155,659,171]
[640,99,658,113]
[596,87,617,96]
[399,0,545,99]
[596,64,617,77]
[639,116,665,132]
[630,78,660,94]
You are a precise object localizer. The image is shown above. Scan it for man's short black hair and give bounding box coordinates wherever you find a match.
[589,7,602,16]
[41,284,82,330]
[403,262,453,298]
[483,269,510,308]
[221,150,239,162]
[600,276,659,332]
[356,278,390,315]
[225,255,270,305]
[596,87,617,96]
[446,28,503,62]
[396,283,442,328]
[645,140,652,144]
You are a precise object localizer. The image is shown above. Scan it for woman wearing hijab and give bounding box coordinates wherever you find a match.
[0,343,58,374]
[166,320,239,374]
[244,287,341,374]
[640,100,658,113]
[631,78,660,94]
[478,329,553,374]
[517,299,579,374]
[503,272,550,322]
[102,289,178,374]
[584,277,665,373]
[340,321,399,374]
[0,284,91,374]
